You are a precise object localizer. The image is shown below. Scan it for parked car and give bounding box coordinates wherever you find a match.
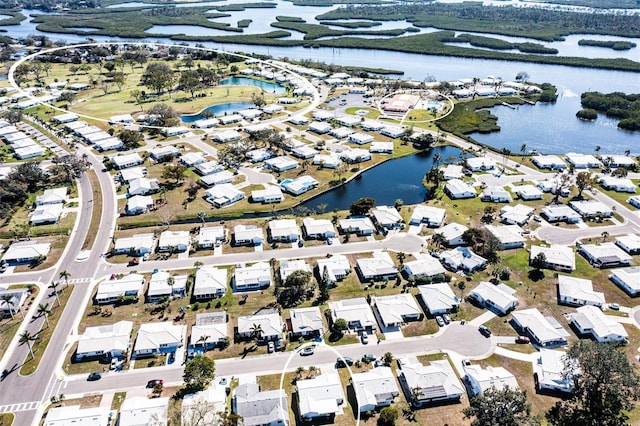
[110,358,121,371]
[515,336,531,344]
[128,258,139,267]
[274,339,283,351]
[609,303,620,310]
[478,325,492,337]
[362,354,377,363]
[147,379,164,388]
[462,359,471,367]
[300,346,315,356]
[87,372,102,381]
[268,341,275,353]
[361,333,369,344]
[168,352,175,364]
[442,314,451,324]
[336,357,354,368]
[435,316,445,327]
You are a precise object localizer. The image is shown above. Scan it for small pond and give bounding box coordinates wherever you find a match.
[181,101,254,123]
[220,77,287,94]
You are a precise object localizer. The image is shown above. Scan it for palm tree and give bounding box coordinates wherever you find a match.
[59,270,71,289]
[197,335,210,350]
[431,233,447,250]
[2,294,16,319]
[48,281,61,307]
[601,231,609,242]
[625,149,631,157]
[37,303,51,328]
[432,152,442,168]
[520,143,527,163]
[19,330,37,360]
[250,323,264,346]
[594,145,601,155]
[396,252,406,265]
[167,276,175,298]
[193,261,204,272]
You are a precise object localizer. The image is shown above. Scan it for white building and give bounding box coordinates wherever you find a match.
[213,129,242,143]
[402,253,446,279]
[328,297,377,333]
[95,274,145,304]
[316,254,351,285]
[571,305,628,343]
[511,308,568,348]
[410,205,446,227]
[438,222,468,246]
[189,312,228,353]
[44,405,111,426]
[469,281,518,315]
[500,204,534,226]
[351,367,400,412]
[2,240,51,264]
[234,224,264,246]
[147,271,188,301]
[205,184,245,208]
[251,186,284,204]
[268,219,299,242]
[466,157,496,171]
[75,320,133,360]
[578,242,632,268]
[481,186,513,203]
[280,176,319,195]
[485,224,525,250]
[565,152,601,168]
[237,311,283,341]
[370,205,403,230]
[570,200,613,219]
[113,233,155,256]
[615,234,640,254]
[132,323,185,358]
[234,262,272,291]
[541,204,581,224]
[530,245,576,272]
[397,356,464,407]
[158,230,190,252]
[600,175,635,193]
[119,396,169,426]
[289,306,324,338]
[440,247,486,272]
[233,383,288,426]
[610,266,640,296]
[30,203,63,225]
[111,153,143,169]
[533,349,576,393]
[195,226,225,249]
[279,259,312,282]
[356,251,399,281]
[558,275,605,307]
[297,372,345,421]
[513,185,543,200]
[418,283,460,315]
[463,364,519,397]
[302,218,336,240]
[532,155,566,170]
[265,156,299,172]
[339,217,376,236]
[372,293,422,327]
[445,179,476,199]
[35,187,67,206]
[193,266,228,300]
[182,384,227,426]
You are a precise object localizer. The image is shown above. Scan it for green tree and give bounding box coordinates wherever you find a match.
[277,270,317,307]
[2,293,17,319]
[349,197,375,216]
[378,406,399,426]
[463,386,531,426]
[118,129,143,150]
[250,323,264,345]
[183,355,216,393]
[48,281,61,307]
[546,341,640,426]
[179,70,201,98]
[161,164,188,185]
[37,303,51,328]
[59,270,71,288]
[575,171,596,198]
[19,330,37,360]
[141,62,175,95]
[333,318,348,333]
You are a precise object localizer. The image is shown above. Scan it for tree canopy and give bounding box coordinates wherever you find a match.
[350,197,376,216]
[183,355,216,393]
[463,386,531,426]
[276,270,317,307]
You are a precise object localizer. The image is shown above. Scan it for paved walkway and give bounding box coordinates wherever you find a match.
[468,310,497,327]
[494,346,537,362]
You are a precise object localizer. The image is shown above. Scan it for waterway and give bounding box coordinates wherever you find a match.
[219,77,287,94]
[180,101,254,122]
[301,146,463,210]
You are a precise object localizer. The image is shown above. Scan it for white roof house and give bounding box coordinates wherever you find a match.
[441,164,464,181]
[200,170,234,188]
[530,245,576,272]
[532,155,566,169]
[194,161,223,176]
[418,283,460,315]
[119,396,169,426]
[147,271,188,301]
[441,247,486,272]
[600,175,635,193]
[111,153,143,169]
[316,254,351,285]
[128,177,158,196]
[410,205,446,227]
[279,259,312,282]
[565,152,601,168]
[372,293,422,328]
[356,251,399,281]
[132,323,185,358]
[0,289,29,318]
[629,195,640,208]
[264,155,299,172]
[351,367,400,412]
[570,200,613,218]
[268,219,299,242]
[370,141,393,154]
[193,266,228,300]
[349,132,374,145]
[35,187,67,206]
[438,222,468,246]
[280,175,318,195]
[340,148,371,164]
[558,275,605,307]
[233,224,264,246]
[534,349,576,393]
[234,262,272,291]
[513,185,543,200]
[289,306,324,337]
[463,364,519,397]
[328,297,377,332]
[2,240,50,263]
[397,356,464,406]
[205,184,245,208]
[606,154,636,168]
[371,205,403,230]
[403,253,446,278]
[302,218,336,240]
[610,266,640,296]
[251,185,284,204]
[445,179,476,199]
[76,320,133,360]
[213,129,242,143]
[44,405,111,426]
[95,274,145,304]
[292,144,317,159]
[119,167,147,183]
[466,156,496,171]
[481,186,512,203]
[339,217,376,236]
[571,305,628,343]
[297,372,345,421]
[113,233,155,255]
[189,312,228,352]
[379,125,405,139]
[233,383,288,426]
[182,384,227,426]
[484,224,525,250]
[500,204,534,225]
[195,226,225,249]
[511,308,568,348]
[578,242,632,268]
[237,311,283,341]
[308,121,332,134]
[246,148,273,163]
[180,152,206,167]
[191,117,220,129]
[541,204,581,223]
[158,230,190,252]
[30,203,63,225]
[330,126,355,139]
[615,234,640,254]
[312,153,341,169]
[470,281,518,315]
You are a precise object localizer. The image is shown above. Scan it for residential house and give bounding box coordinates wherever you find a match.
[233,225,264,246]
[372,294,422,327]
[600,175,635,193]
[371,205,403,230]
[312,110,335,121]
[95,274,145,304]
[417,283,460,315]
[191,117,220,129]
[213,129,243,143]
[336,115,361,127]
[182,384,227,426]
[111,153,143,169]
[349,132,374,145]
[195,226,225,249]
[356,251,398,281]
[132,322,185,358]
[125,195,153,216]
[146,271,188,302]
[308,121,332,134]
[316,254,351,285]
[158,230,190,253]
[361,120,384,131]
[237,311,283,342]
[75,320,133,360]
[30,203,63,225]
[469,282,518,315]
[200,171,234,188]
[291,144,316,159]
[94,137,124,152]
[119,167,147,184]
[2,240,50,264]
[205,184,245,208]
[441,164,464,181]
[194,161,224,176]
[328,297,377,333]
[340,149,372,164]
[193,267,228,300]
[570,200,613,219]
[558,275,605,307]
[466,157,496,172]
[410,205,446,227]
[280,176,319,195]
[484,224,526,250]
[330,127,355,139]
[351,367,400,412]
[578,242,632,268]
[128,177,159,196]
[538,179,570,197]
[118,396,169,426]
[628,195,640,209]
[162,126,190,137]
[313,153,342,169]
[268,219,299,243]
[379,125,405,139]
[513,185,543,200]
[0,289,29,318]
[481,186,513,203]
[565,152,601,169]
[445,179,476,199]
[402,253,447,279]
[500,204,534,226]
[238,108,262,120]
[289,306,324,338]
[438,223,468,246]
[51,112,78,124]
[44,406,111,426]
[288,115,309,125]
[218,114,242,125]
[339,217,376,236]
[532,155,566,170]
[35,187,67,206]
[610,267,640,296]
[246,148,273,163]
[571,305,628,343]
[529,245,576,272]
[302,218,336,240]
[180,152,206,168]
[14,144,44,160]
[369,142,393,154]
[541,203,577,221]
[251,186,284,204]
[440,247,487,272]
[615,234,640,254]
[234,262,272,291]
[397,356,464,407]
[188,312,228,355]
[113,233,155,256]
[279,259,312,282]
[297,373,345,422]
[463,364,519,397]
[606,154,636,168]
[533,349,576,393]
[233,383,288,426]
[511,309,568,348]
[264,156,299,172]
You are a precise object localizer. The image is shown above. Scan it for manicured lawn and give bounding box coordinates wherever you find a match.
[82,169,103,251]
[0,413,14,425]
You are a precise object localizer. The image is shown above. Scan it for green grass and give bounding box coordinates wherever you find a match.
[81,169,102,251]
[0,413,14,426]
[111,392,127,411]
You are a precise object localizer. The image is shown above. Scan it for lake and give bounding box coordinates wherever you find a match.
[302,145,463,210]
[180,101,254,122]
[219,77,287,94]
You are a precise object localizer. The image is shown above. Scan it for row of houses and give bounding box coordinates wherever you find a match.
[0,121,46,159]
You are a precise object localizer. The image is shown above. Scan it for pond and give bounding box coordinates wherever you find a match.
[219,77,287,94]
[180,102,255,123]
[302,145,464,211]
